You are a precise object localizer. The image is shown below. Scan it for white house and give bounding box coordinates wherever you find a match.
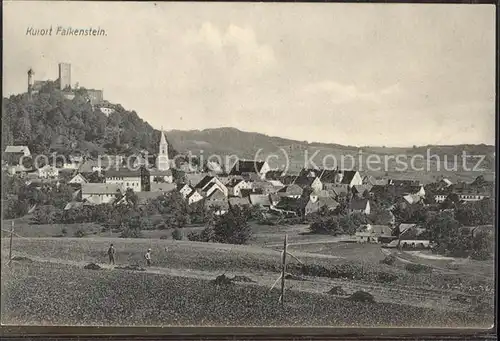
[187,190,204,205]
[81,183,122,204]
[4,145,31,157]
[150,169,174,184]
[68,173,88,185]
[179,184,195,199]
[228,179,252,197]
[105,168,143,192]
[38,165,59,179]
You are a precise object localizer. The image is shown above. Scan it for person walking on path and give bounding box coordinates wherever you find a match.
[145,248,152,266]
[108,244,116,265]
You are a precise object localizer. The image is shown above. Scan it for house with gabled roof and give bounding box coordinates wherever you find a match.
[81,183,122,205]
[105,167,150,192]
[178,183,195,199]
[205,189,229,212]
[186,189,204,205]
[229,159,270,180]
[304,195,339,215]
[227,178,252,197]
[195,175,228,197]
[69,173,88,185]
[294,175,323,192]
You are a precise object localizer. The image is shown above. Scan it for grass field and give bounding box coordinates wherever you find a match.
[1,261,491,327]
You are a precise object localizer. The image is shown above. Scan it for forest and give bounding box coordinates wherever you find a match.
[2,82,177,158]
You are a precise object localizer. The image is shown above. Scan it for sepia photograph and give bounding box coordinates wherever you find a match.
[1,1,496,331]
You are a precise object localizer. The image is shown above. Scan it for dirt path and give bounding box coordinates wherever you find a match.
[9,251,471,313]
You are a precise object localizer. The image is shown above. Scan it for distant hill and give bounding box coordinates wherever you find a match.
[2,86,494,182]
[166,127,495,173]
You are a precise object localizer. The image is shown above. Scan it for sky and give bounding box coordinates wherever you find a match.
[3,2,496,147]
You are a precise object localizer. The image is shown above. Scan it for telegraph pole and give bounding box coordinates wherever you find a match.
[280,234,288,308]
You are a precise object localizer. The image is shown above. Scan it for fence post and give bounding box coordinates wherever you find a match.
[8,221,14,265]
[280,234,287,308]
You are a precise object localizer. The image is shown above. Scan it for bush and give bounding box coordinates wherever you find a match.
[379,254,396,265]
[119,228,143,238]
[159,235,169,240]
[405,263,432,273]
[348,291,375,303]
[172,228,183,240]
[61,227,68,236]
[327,286,347,296]
[156,222,169,230]
[74,228,86,238]
[376,272,398,283]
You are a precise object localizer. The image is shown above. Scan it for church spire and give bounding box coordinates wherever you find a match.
[160,127,167,145]
[157,127,170,171]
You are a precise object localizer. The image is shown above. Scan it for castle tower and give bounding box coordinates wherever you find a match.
[27,68,34,99]
[156,128,170,171]
[58,62,71,90]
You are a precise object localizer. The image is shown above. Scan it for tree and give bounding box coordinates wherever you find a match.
[211,206,253,245]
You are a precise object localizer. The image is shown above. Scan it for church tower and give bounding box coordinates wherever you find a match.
[28,68,34,100]
[156,128,170,171]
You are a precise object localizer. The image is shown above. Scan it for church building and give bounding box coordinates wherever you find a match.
[150,130,173,184]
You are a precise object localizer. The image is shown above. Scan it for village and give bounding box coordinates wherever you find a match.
[2,127,494,247]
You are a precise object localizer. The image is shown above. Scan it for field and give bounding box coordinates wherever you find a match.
[1,260,489,327]
[0,220,495,327]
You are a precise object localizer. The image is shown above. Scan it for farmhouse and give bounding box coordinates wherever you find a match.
[81,183,121,205]
[355,224,393,243]
[105,167,150,192]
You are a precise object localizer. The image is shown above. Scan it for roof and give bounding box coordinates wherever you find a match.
[278,184,303,196]
[252,181,275,190]
[349,198,369,211]
[268,180,284,187]
[228,197,251,207]
[313,189,335,198]
[206,189,226,201]
[318,169,339,183]
[358,224,393,236]
[316,196,339,209]
[403,194,422,205]
[4,146,29,153]
[249,194,271,206]
[150,182,176,193]
[341,171,359,184]
[105,168,142,178]
[229,160,266,175]
[64,201,84,210]
[265,170,284,180]
[352,184,373,194]
[206,161,223,173]
[149,169,173,176]
[195,175,215,190]
[275,197,306,211]
[187,190,203,199]
[331,186,349,197]
[294,175,319,187]
[136,191,164,205]
[398,223,417,234]
[185,173,206,187]
[81,183,122,195]
[160,131,167,145]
